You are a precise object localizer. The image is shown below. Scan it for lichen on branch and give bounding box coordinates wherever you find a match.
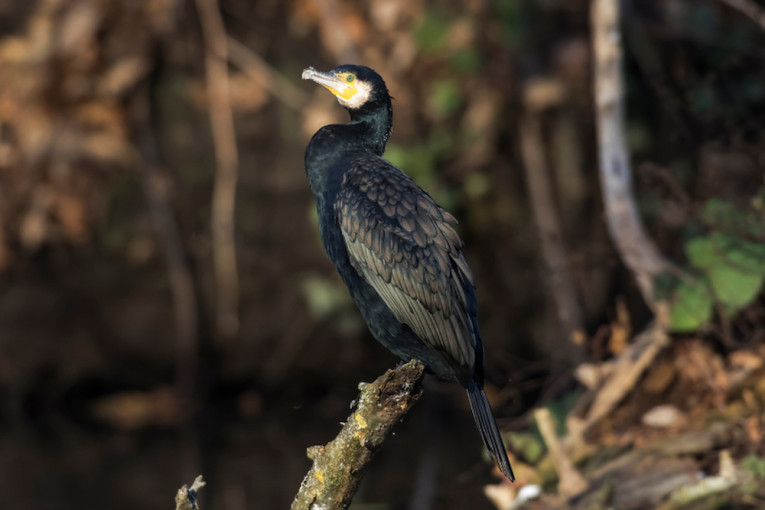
[291,360,426,510]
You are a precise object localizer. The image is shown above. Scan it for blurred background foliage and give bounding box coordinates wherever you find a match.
[0,0,764,508]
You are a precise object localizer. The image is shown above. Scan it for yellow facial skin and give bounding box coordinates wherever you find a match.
[324,73,358,101]
[302,67,370,109]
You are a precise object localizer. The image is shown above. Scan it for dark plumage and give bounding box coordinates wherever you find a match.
[302,64,514,481]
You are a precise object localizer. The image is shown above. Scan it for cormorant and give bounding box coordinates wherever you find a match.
[302,64,514,481]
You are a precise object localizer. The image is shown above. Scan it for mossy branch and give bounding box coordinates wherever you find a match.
[175,476,205,510]
[291,360,426,510]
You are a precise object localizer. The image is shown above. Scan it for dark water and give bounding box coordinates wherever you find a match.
[1,380,500,509]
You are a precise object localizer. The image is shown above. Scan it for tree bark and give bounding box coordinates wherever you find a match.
[591,0,668,309]
[195,0,240,339]
[291,360,425,510]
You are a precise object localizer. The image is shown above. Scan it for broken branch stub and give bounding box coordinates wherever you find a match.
[291,360,425,510]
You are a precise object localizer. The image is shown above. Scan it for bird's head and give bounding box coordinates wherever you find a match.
[302,65,389,112]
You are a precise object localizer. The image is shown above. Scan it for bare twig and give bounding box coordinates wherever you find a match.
[291,360,426,510]
[519,102,585,365]
[570,319,670,437]
[717,0,765,31]
[195,0,240,338]
[175,475,206,510]
[591,0,668,309]
[226,37,309,111]
[534,407,588,497]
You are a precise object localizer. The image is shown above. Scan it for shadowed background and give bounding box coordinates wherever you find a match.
[0,0,764,508]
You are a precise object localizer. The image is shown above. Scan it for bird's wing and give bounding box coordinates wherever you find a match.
[335,154,477,368]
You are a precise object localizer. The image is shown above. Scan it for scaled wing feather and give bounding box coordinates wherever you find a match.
[336,154,476,368]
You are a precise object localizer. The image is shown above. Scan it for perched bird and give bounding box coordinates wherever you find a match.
[302,64,514,481]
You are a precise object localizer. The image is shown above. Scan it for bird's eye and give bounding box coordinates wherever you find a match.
[346,75,355,83]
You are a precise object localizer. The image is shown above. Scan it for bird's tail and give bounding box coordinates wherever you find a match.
[466,379,515,481]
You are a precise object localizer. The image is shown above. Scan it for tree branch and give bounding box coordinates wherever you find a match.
[175,475,206,510]
[291,360,426,510]
[591,0,668,309]
[195,0,240,339]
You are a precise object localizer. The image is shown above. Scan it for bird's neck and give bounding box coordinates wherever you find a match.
[304,102,393,199]
[348,103,393,156]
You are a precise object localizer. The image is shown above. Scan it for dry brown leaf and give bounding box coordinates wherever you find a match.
[55,193,88,243]
[575,362,612,390]
[483,483,517,510]
[729,349,764,371]
[90,387,180,429]
[523,77,565,112]
[571,329,587,346]
[58,3,100,56]
[754,376,765,399]
[676,340,728,394]
[16,107,55,162]
[723,400,748,420]
[609,298,631,355]
[0,0,161,269]
[742,389,757,409]
[583,323,669,429]
[19,186,55,249]
[642,405,687,429]
[99,56,150,96]
[643,360,676,394]
[745,416,763,444]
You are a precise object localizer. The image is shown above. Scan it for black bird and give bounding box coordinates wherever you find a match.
[302,64,514,481]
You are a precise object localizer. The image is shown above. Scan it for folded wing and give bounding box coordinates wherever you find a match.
[335,154,477,369]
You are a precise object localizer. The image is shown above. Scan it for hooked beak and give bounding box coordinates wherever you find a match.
[302,67,353,97]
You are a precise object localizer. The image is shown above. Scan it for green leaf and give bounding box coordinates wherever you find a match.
[742,454,765,480]
[701,199,763,237]
[669,280,714,332]
[507,431,545,464]
[451,48,482,72]
[428,79,461,117]
[684,234,765,313]
[707,248,763,309]
[416,12,448,53]
[685,237,717,269]
[701,198,740,224]
[748,242,765,273]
